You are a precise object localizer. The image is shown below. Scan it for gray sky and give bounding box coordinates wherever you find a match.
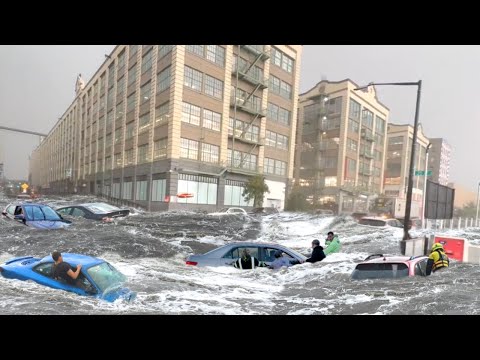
[0,45,478,191]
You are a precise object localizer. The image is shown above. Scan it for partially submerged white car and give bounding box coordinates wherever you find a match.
[209,207,248,216]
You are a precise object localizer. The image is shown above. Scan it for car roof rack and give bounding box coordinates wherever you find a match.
[364,254,384,261]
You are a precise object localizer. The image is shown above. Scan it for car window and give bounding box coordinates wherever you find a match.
[72,208,86,217]
[33,262,54,278]
[57,207,72,215]
[87,262,126,293]
[414,259,428,276]
[352,262,409,279]
[7,205,15,215]
[262,247,294,262]
[28,206,44,220]
[40,206,62,221]
[227,247,259,260]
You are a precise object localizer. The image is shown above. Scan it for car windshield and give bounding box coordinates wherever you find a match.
[25,205,62,221]
[87,262,126,293]
[351,262,409,280]
[84,203,119,214]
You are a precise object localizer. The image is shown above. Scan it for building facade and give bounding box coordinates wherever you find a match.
[295,80,389,214]
[29,45,303,211]
[384,123,430,217]
[428,138,451,186]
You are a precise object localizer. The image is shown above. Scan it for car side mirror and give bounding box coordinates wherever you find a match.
[1,211,6,216]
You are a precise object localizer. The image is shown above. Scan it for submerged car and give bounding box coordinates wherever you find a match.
[185,242,307,267]
[2,203,71,229]
[56,202,130,222]
[351,254,428,280]
[209,207,248,216]
[0,253,135,302]
[358,216,403,228]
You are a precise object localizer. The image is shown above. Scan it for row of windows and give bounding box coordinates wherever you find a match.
[264,158,287,176]
[186,45,226,67]
[271,47,294,73]
[265,130,288,150]
[182,102,221,131]
[229,118,260,143]
[269,75,292,100]
[180,138,220,164]
[267,102,291,126]
[228,149,257,171]
[184,66,224,99]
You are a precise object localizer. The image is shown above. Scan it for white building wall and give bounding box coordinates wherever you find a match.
[264,179,286,211]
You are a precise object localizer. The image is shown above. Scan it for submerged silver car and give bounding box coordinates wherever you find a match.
[185,242,307,267]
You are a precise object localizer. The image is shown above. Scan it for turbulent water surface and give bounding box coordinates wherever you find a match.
[1,194,480,315]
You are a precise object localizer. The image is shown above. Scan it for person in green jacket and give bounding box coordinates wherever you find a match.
[324,231,341,255]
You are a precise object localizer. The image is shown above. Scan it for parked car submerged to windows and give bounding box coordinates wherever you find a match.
[358,216,403,228]
[56,202,130,222]
[185,242,307,267]
[351,254,428,280]
[2,203,71,229]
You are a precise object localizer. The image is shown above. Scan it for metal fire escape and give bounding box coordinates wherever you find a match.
[229,45,269,174]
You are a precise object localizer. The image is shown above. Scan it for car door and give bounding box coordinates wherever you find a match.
[71,207,87,218]
[221,246,260,266]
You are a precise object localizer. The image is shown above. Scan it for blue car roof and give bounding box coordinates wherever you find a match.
[40,253,104,267]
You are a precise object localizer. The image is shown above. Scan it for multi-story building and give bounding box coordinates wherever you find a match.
[428,138,451,186]
[295,80,389,214]
[29,45,302,211]
[384,123,430,217]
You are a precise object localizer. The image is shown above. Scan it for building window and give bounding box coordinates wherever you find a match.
[271,47,294,73]
[266,130,276,147]
[125,149,134,165]
[158,45,173,59]
[128,66,137,87]
[349,99,361,120]
[154,138,167,159]
[228,150,257,171]
[125,122,135,139]
[178,173,217,204]
[325,176,337,187]
[347,138,358,152]
[204,74,223,99]
[116,102,124,122]
[269,76,292,100]
[274,160,286,176]
[112,182,121,198]
[127,92,136,113]
[186,45,225,67]
[138,112,150,133]
[375,116,385,134]
[389,136,404,145]
[157,66,171,93]
[267,103,290,126]
[203,109,221,131]
[180,138,199,160]
[141,49,153,75]
[136,180,148,201]
[264,158,275,174]
[114,153,122,168]
[184,66,202,92]
[182,102,201,126]
[105,156,112,170]
[137,144,148,163]
[224,179,253,206]
[201,143,219,163]
[276,134,288,150]
[114,128,122,144]
[117,51,125,69]
[362,109,374,128]
[155,102,169,125]
[140,81,151,105]
[129,45,138,57]
[122,181,132,200]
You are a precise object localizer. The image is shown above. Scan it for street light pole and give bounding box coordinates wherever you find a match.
[355,80,422,240]
[422,143,432,229]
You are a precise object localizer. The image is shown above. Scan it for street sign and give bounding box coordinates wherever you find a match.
[21,183,29,190]
[415,170,432,176]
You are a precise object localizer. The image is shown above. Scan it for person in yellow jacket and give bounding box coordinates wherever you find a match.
[425,242,449,276]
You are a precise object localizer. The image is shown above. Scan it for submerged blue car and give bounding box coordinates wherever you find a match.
[0,253,136,302]
[2,203,72,229]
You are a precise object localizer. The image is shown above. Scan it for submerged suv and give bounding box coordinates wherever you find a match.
[351,254,428,280]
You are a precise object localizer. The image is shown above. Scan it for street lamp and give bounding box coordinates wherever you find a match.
[422,143,432,229]
[354,81,422,240]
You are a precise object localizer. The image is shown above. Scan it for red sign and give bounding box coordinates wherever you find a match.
[434,236,465,261]
[177,193,194,198]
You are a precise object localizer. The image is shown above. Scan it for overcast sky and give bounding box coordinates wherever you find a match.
[0,45,478,191]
